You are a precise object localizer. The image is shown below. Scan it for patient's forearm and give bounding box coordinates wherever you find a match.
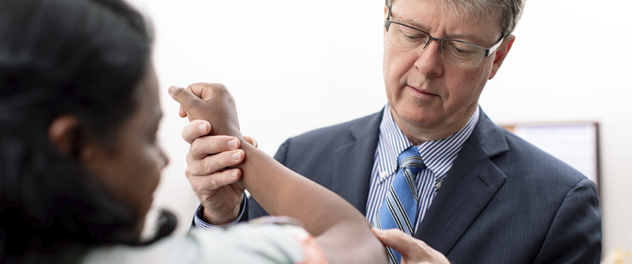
[237,142,357,234]
[236,142,386,264]
[169,84,387,263]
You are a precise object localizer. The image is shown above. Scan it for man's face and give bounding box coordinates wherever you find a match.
[383,0,512,143]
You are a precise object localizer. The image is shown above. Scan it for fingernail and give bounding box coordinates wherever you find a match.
[168,85,179,93]
[199,123,207,133]
[231,170,239,179]
[231,151,241,161]
[372,228,384,236]
[227,139,239,149]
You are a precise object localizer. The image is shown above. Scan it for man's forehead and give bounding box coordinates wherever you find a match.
[392,0,501,25]
[392,0,498,14]
[390,0,503,43]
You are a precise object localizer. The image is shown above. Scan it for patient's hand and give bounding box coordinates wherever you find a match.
[169,83,241,138]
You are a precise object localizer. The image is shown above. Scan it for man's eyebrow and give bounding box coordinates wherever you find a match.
[396,15,485,44]
[398,17,430,32]
[447,33,485,44]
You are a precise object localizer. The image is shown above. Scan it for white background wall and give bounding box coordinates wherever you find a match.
[127,0,632,257]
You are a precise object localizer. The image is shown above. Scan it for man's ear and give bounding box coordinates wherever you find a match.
[488,34,516,80]
[48,115,82,157]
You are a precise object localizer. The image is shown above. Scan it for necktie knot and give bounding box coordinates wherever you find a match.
[376,146,426,263]
[398,147,425,175]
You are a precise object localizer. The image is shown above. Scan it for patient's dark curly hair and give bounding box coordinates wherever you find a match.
[0,0,158,262]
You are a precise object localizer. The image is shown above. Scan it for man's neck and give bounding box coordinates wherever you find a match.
[390,106,479,145]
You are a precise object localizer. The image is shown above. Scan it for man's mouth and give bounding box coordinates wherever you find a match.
[406,85,437,97]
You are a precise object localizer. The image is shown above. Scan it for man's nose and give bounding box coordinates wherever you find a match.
[414,39,444,76]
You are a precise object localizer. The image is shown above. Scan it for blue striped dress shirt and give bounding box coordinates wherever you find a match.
[366,105,480,230]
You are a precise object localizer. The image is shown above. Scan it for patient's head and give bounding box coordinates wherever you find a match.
[0,0,166,261]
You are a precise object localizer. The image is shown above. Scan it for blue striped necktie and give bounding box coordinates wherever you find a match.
[375,147,425,264]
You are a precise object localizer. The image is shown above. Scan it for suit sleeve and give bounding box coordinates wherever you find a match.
[532,178,602,263]
[245,139,292,219]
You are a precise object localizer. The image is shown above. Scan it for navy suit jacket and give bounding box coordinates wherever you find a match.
[247,109,602,263]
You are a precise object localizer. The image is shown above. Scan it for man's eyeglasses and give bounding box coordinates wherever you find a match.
[384,8,504,68]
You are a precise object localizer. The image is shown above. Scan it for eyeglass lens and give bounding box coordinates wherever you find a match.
[386,22,485,67]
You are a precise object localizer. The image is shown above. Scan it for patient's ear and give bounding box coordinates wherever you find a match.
[48,115,81,157]
[48,116,107,180]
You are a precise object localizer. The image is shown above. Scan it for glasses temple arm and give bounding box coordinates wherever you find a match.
[485,37,504,57]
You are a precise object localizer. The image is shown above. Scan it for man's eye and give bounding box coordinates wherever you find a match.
[405,34,421,40]
[401,31,425,42]
[455,47,467,53]
[450,43,477,54]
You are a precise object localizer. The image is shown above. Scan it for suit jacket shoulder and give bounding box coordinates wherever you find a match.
[248,111,383,217]
[249,108,602,264]
[274,111,382,171]
[417,110,601,263]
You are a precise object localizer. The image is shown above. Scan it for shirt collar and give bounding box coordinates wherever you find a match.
[377,105,480,182]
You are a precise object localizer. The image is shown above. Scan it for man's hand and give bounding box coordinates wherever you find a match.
[181,120,245,225]
[371,228,450,264]
[171,83,256,225]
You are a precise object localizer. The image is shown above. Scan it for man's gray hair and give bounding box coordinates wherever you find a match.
[386,0,526,39]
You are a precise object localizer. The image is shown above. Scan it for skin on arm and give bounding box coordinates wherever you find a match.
[169,83,388,264]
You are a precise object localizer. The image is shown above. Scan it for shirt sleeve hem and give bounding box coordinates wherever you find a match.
[193,193,248,230]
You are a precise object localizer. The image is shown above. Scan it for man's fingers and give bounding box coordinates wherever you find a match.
[243,135,258,148]
[189,135,241,159]
[372,228,415,251]
[181,120,211,144]
[371,228,425,256]
[372,228,450,264]
[189,169,243,193]
[201,150,244,174]
[186,149,245,176]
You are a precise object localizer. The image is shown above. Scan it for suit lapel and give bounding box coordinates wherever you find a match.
[331,111,382,215]
[414,110,509,255]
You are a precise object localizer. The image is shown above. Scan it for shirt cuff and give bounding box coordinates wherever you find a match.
[193,193,248,230]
